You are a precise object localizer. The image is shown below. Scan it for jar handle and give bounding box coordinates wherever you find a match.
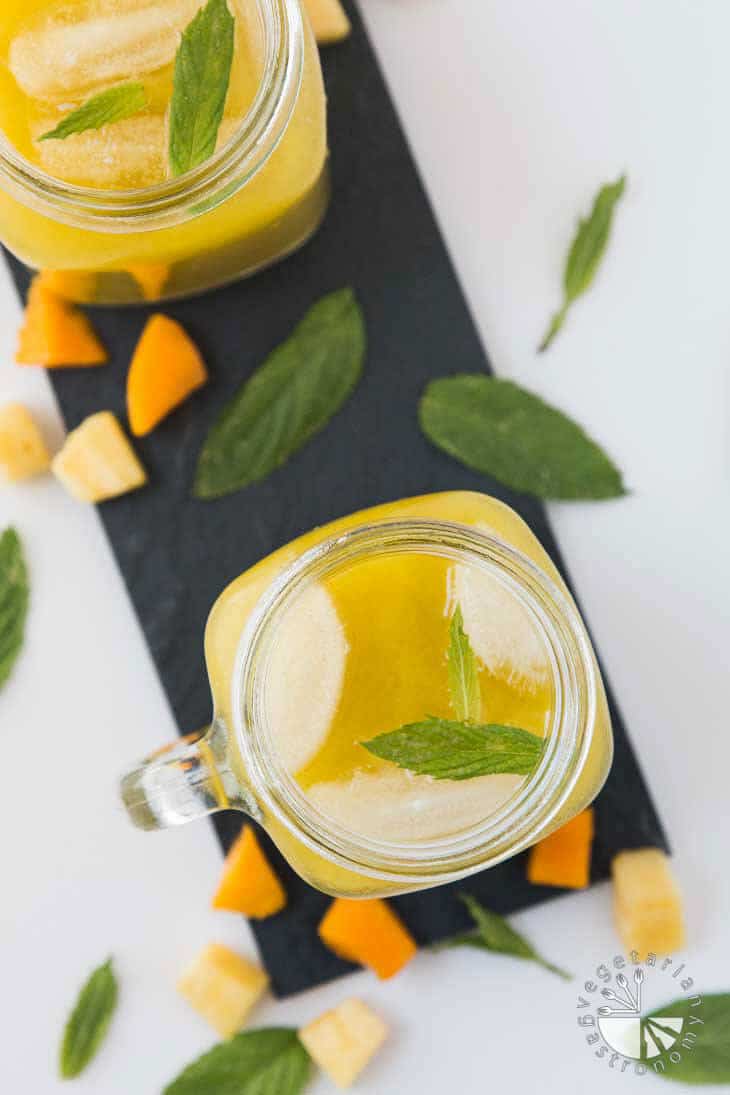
[120,721,251,831]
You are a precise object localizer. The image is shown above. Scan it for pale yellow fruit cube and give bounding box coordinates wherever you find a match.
[303,0,351,44]
[612,848,685,957]
[177,944,269,1039]
[52,411,146,503]
[299,998,387,1089]
[0,403,50,482]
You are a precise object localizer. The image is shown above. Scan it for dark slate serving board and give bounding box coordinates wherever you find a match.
[5,0,666,997]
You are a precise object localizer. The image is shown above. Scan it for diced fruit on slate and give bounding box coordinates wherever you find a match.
[212,825,287,918]
[52,412,146,502]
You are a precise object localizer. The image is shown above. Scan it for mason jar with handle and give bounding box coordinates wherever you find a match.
[121,492,613,898]
[0,0,328,304]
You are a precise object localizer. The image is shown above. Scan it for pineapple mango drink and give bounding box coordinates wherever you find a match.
[0,0,328,302]
[121,492,612,898]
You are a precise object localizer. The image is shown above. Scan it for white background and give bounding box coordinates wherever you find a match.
[1,1,729,1091]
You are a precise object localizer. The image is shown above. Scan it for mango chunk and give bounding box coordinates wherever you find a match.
[212,825,287,919]
[52,412,147,503]
[527,808,595,889]
[127,314,208,436]
[0,403,51,482]
[318,898,417,980]
[178,944,268,1038]
[303,0,351,44]
[612,848,685,957]
[128,264,170,302]
[16,275,107,367]
[299,998,387,1089]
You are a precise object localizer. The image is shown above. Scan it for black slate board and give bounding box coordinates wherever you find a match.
[5,0,667,997]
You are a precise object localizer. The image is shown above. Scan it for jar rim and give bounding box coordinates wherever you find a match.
[0,0,304,232]
[232,518,599,887]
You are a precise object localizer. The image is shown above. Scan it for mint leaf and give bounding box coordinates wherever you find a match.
[40,84,147,141]
[164,1028,311,1095]
[450,895,570,980]
[645,994,730,1083]
[448,605,481,722]
[169,0,235,176]
[362,716,542,779]
[539,175,626,352]
[419,375,625,500]
[59,958,118,1079]
[0,527,29,690]
[194,288,366,498]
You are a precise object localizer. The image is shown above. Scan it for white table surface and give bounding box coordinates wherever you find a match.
[2,1,729,1091]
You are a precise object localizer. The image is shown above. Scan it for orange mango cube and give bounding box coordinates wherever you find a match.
[212,825,287,919]
[527,808,595,889]
[318,898,417,980]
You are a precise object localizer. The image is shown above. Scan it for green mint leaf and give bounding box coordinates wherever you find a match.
[644,994,730,1083]
[40,84,147,141]
[0,527,29,690]
[59,958,118,1079]
[539,175,627,352]
[164,1028,312,1095]
[419,375,625,500]
[194,288,366,498]
[362,716,542,780]
[450,895,570,980]
[447,605,481,722]
[169,0,235,176]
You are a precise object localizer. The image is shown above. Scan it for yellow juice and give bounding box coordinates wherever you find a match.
[0,0,328,302]
[204,492,613,896]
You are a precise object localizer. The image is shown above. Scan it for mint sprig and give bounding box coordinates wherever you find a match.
[419,376,625,500]
[447,895,571,980]
[362,605,542,780]
[169,0,236,176]
[644,994,730,1082]
[539,175,627,352]
[194,289,366,498]
[362,716,542,780]
[447,604,482,722]
[163,1028,311,1095]
[0,527,29,690]
[59,958,118,1079]
[40,84,147,142]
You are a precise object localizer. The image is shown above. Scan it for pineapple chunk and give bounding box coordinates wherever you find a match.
[303,0,351,44]
[612,848,685,956]
[52,412,146,503]
[178,944,269,1039]
[0,403,51,482]
[299,999,387,1089]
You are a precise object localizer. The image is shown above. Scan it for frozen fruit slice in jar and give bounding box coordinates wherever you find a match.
[451,561,551,690]
[36,116,166,188]
[264,584,348,775]
[306,767,524,843]
[9,0,204,103]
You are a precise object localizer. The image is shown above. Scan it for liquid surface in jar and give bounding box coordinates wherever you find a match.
[262,549,556,845]
[0,0,264,188]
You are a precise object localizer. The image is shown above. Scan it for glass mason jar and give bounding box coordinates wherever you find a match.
[0,0,328,304]
[121,492,614,899]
